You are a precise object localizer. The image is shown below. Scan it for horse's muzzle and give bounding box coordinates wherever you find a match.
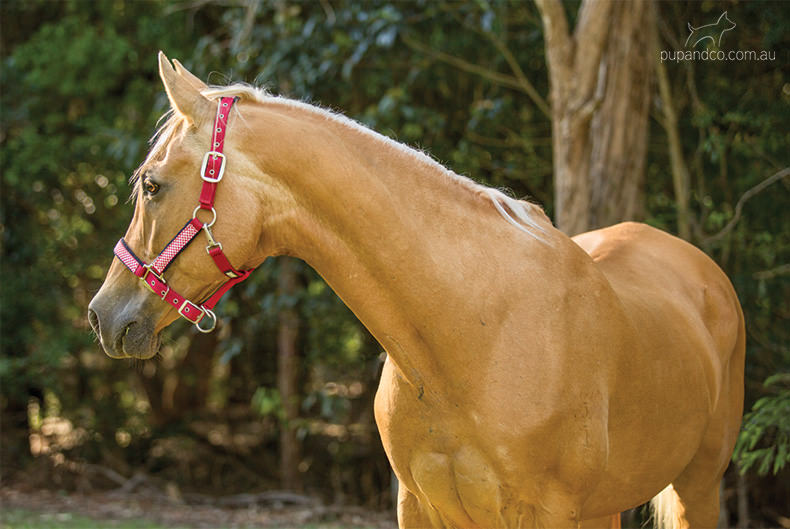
[88,292,160,359]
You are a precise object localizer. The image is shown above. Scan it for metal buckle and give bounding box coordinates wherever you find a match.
[195,307,217,333]
[178,299,203,321]
[141,265,167,296]
[200,151,226,183]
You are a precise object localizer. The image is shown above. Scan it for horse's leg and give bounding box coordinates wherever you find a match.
[660,414,737,528]
[397,486,437,529]
[656,360,743,528]
[668,425,734,528]
[671,480,720,529]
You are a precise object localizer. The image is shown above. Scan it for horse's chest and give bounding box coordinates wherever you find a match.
[374,358,516,526]
[373,357,458,460]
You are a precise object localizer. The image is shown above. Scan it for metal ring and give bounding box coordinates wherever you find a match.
[192,206,217,227]
[196,307,217,333]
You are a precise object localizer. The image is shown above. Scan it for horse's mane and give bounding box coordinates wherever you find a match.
[133,83,550,242]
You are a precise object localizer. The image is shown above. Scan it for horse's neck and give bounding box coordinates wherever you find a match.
[247,100,553,388]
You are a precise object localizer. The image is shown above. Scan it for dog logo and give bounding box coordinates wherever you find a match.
[685,11,736,48]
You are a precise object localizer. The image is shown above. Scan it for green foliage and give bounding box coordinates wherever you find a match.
[734,374,790,475]
[0,0,215,476]
[251,386,283,420]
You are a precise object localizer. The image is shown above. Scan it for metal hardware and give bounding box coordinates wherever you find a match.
[195,307,217,333]
[141,265,166,295]
[200,151,226,183]
[178,299,202,321]
[203,224,222,253]
[192,205,217,228]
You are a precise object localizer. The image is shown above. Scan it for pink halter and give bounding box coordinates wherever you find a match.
[112,97,252,332]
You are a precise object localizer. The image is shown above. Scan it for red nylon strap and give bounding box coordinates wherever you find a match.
[114,239,144,277]
[208,246,244,278]
[198,97,236,210]
[113,238,205,324]
[203,245,252,308]
[201,271,251,310]
[150,218,203,275]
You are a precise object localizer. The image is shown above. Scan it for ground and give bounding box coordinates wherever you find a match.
[0,487,397,529]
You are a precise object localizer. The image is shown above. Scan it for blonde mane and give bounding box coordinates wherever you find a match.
[134,83,550,242]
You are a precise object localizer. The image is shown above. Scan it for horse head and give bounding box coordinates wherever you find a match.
[88,53,266,359]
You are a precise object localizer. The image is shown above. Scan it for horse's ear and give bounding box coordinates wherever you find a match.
[158,51,212,125]
[172,58,208,91]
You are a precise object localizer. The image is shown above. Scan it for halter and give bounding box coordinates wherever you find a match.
[112,97,252,333]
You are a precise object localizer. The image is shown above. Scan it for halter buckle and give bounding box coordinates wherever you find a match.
[141,265,167,296]
[178,299,202,321]
[200,151,226,183]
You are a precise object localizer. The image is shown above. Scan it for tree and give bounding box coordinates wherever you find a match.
[277,257,303,491]
[535,0,655,235]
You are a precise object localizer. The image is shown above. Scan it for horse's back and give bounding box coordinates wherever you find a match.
[573,222,742,367]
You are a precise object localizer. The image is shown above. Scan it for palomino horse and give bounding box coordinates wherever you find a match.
[89,53,744,529]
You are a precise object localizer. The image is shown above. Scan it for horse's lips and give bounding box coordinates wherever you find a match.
[118,321,161,360]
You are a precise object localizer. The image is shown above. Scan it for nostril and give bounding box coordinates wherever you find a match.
[88,308,100,335]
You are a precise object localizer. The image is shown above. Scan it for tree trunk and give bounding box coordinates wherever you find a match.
[536,0,654,235]
[736,469,749,529]
[277,257,302,491]
[0,388,41,480]
[172,331,216,413]
[653,12,692,241]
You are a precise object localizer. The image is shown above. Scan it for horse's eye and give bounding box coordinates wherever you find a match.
[143,179,160,196]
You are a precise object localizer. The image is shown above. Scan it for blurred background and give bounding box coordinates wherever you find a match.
[1,0,788,527]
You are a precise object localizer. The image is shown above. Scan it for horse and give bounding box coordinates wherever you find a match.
[88,53,744,528]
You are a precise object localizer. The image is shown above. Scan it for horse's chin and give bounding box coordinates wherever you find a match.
[124,334,161,360]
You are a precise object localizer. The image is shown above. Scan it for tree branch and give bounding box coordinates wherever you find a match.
[703,167,790,244]
[402,34,549,118]
[572,0,614,101]
[534,0,572,86]
[442,5,552,119]
[487,33,551,118]
[753,264,790,280]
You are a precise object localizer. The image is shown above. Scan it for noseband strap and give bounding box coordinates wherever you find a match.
[113,96,252,333]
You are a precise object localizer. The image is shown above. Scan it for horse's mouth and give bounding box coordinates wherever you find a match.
[110,322,161,360]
